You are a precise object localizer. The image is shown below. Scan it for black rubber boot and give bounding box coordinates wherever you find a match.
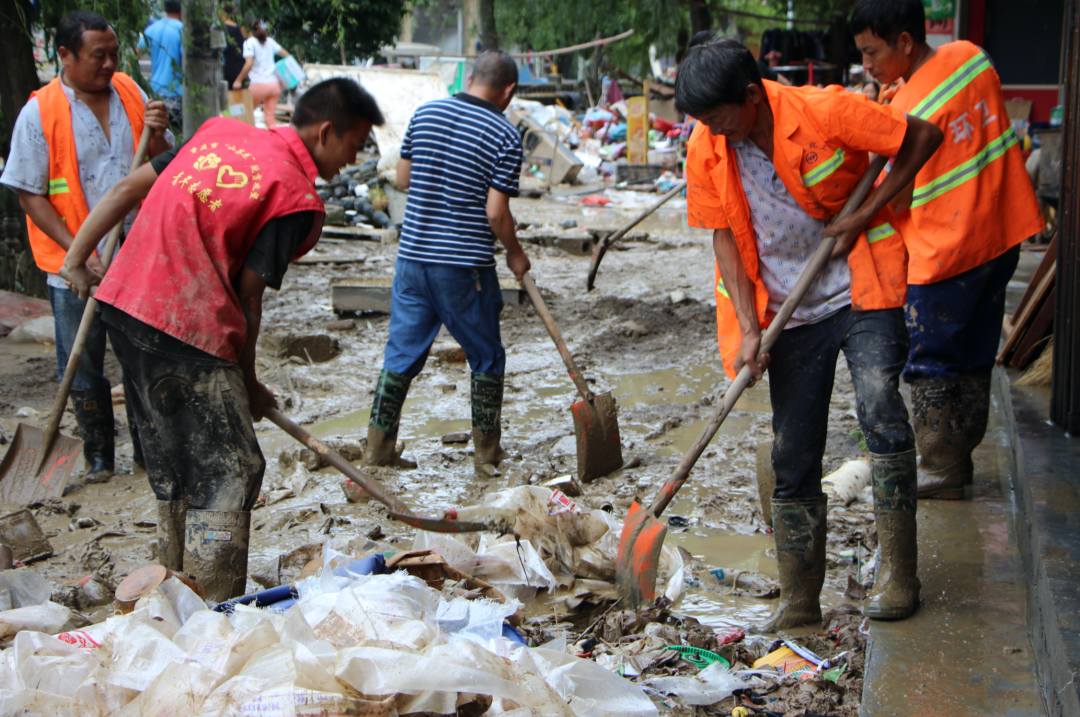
[157,500,187,571]
[184,509,250,602]
[471,372,509,477]
[759,495,828,632]
[363,369,417,468]
[911,377,970,499]
[865,449,920,620]
[70,387,115,483]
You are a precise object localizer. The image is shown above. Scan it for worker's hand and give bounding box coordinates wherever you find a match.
[62,261,102,301]
[822,209,869,259]
[506,248,531,281]
[144,100,170,136]
[734,330,769,387]
[232,79,242,90]
[86,253,106,278]
[247,380,278,422]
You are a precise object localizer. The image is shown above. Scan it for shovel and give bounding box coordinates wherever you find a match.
[586,181,686,291]
[265,407,515,535]
[0,126,153,504]
[521,272,623,482]
[615,156,889,608]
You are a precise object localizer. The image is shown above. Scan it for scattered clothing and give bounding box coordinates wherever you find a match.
[140,16,184,97]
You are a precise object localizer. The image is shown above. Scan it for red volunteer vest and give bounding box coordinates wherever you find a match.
[95,118,324,362]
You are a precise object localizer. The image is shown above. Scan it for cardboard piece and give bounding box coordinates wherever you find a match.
[224,89,255,125]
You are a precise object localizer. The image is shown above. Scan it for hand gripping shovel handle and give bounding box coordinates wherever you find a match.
[34,125,153,475]
[586,180,686,291]
[646,155,889,519]
[521,272,595,404]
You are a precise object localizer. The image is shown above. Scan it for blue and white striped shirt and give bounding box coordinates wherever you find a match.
[398,94,523,268]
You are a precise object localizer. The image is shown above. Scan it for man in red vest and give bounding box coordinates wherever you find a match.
[0,10,172,485]
[61,78,384,601]
[851,0,1045,500]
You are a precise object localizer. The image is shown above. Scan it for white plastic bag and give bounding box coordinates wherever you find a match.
[644,661,748,706]
[0,601,70,640]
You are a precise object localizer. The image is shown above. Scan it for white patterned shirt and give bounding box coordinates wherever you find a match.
[731,138,851,328]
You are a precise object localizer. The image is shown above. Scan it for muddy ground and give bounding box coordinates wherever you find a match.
[0,188,879,715]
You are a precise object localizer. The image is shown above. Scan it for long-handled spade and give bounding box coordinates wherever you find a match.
[521,272,624,482]
[614,156,889,608]
[0,126,153,503]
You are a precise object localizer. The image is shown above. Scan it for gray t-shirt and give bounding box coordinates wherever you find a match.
[731,139,851,328]
[0,75,175,288]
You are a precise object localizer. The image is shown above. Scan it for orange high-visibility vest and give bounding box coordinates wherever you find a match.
[888,41,1044,284]
[686,81,911,378]
[25,73,145,273]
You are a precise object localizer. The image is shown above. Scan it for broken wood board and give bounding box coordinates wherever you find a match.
[519,233,595,256]
[998,259,1055,365]
[332,277,526,314]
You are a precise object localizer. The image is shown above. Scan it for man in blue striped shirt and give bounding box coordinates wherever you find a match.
[364,50,531,476]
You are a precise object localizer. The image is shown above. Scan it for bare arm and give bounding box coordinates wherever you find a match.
[396,158,411,189]
[714,227,768,382]
[823,115,943,257]
[236,267,277,421]
[233,56,254,89]
[61,161,161,298]
[487,187,531,280]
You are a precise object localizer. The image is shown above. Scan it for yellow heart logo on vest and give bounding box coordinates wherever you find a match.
[216,166,248,188]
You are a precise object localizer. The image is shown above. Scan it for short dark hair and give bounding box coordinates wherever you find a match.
[56,10,113,57]
[471,50,518,90]
[688,31,715,49]
[850,0,926,46]
[675,38,763,116]
[293,78,385,136]
[164,0,182,14]
[223,4,237,16]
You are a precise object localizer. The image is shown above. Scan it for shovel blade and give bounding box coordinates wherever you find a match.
[0,424,83,504]
[615,500,668,610]
[571,391,623,483]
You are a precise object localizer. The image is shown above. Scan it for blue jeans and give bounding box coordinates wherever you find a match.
[48,285,109,392]
[768,306,915,499]
[904,245,1020,381]
[383,259,505,377]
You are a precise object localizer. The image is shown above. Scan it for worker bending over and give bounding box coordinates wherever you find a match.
[363,50,531,476]
[62,79,384,601]
[851,0,1044,500]
[678,39,942,627]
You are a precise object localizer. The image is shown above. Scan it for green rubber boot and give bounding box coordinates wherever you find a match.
[759,496,828,633]
[471,372,509,477]
[364,370,417,469]
[865,449,920,620]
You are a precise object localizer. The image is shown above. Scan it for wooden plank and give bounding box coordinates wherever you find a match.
[1010,287,1056,368]
[998,260,1056,365]
[1008,236,1057,328]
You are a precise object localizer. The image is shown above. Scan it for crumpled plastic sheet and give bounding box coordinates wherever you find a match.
[645,662,765,707]
[0,545,661,717]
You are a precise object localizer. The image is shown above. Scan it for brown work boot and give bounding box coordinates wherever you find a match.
[911,377,969,499]
[363,426,417,469]
[156,500,187,571]
[759,496,828,633]
[865,449,920,620]
[472,427,510,477]
[362,370,417,469]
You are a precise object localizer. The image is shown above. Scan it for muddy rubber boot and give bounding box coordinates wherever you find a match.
[70,387,115,483]
[958,370,993,486]
[363,369,417,469]
[910,377,970,500]
[759,496,828,633]
[126,398,145,471]
[184,509,251,602]
[471,372,509,477]
[156,500,187,571]
[864,449,920,620]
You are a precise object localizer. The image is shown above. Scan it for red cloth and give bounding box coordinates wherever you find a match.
[652,117,675,133]
[581,194,611,206]
[95,119,324,362]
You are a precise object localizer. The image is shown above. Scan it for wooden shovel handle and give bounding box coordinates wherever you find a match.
[647,155,889,518]
[34,125,153,475]
[521,272,594,404]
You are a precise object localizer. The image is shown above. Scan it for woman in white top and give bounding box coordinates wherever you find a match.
[233,19,290,128]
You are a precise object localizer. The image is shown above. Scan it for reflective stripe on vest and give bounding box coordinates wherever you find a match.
[866,222,897,244]
[48,178,70,195]
[802,149,846,187]
[911,126,1019,209]
[716,277,730,299]
[909,52,992,120]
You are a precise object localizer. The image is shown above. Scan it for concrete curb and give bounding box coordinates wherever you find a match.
[995,367,1080,717]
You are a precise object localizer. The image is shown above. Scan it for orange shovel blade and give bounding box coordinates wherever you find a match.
[615,500,669,609]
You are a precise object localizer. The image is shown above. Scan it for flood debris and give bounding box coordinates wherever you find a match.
[0,509,53,564]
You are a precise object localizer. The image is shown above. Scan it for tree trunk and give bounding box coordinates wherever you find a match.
[182,0,225,138]
[478,0,498,51]
[690,0,712,37]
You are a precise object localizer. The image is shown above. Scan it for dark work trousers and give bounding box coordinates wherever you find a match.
[105,324,265,511]
[769,306,915,499]
[904,244,1020,381]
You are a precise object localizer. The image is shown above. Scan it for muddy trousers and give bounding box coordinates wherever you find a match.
[768,306,915,500]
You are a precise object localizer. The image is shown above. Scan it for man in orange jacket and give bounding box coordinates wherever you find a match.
[851,0,1044,500]
[679,39,942,627]
[0,10,172,485]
